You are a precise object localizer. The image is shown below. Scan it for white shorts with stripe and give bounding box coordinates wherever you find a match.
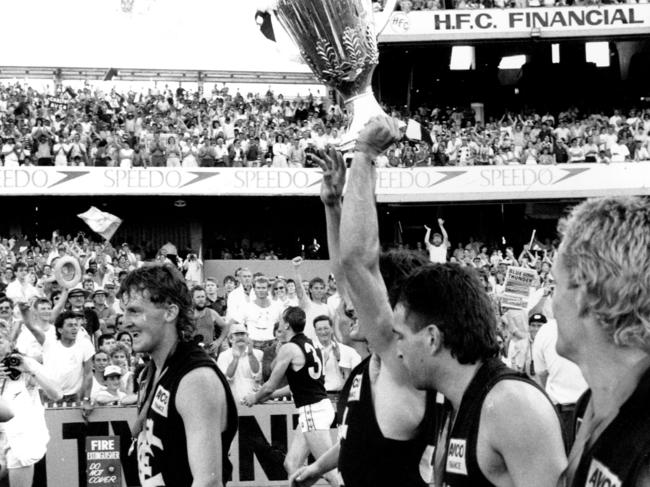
[297,398,335,433]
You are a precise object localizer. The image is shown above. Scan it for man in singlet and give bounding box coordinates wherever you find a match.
[340,117,565,487]
[242,306,339,486]
[291,140,443,487]
[553,196,650,487]
[120,264,238,487]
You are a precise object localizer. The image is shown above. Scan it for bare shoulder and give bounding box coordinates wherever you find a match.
[483,379,553,418]
[481,378,558,441]
[176,367,226,414]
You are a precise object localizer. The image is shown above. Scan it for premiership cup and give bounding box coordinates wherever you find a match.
[274,0,397,151]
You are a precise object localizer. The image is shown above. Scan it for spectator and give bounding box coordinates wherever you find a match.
[423,218,450,263]
[532,317,588,449]
[89,350,110,403]
[0,322,61,487]
[92,365,136,406]
[313,315,360,393]
[233,276,283,352]
[35,311,94,403]
[191,285,228,355]
[92,289,116,333]
[226,268,253,322]
[5,262,39,305]
[292,257,331,341]
[216,323,263,403]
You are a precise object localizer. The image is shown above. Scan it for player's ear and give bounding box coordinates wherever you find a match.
[425,324,443,356]
[164,303,179,323]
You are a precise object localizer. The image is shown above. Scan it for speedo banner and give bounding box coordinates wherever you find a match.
[1,164,650,202]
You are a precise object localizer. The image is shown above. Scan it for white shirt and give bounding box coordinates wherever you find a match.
[237,300,283,342]
[226,286,253,322]
[42,337,94,396]
[217,347,263,402]
[16,323,56,362]
[0,372,49,451]
[316,341,361,392]
[304,301,331,342]
[326,293,341,318]
[427,243,448,264]
[5,280,39,304]
[532,320,588,405]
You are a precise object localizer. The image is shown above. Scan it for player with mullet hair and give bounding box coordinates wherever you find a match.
[553,196,650,487]
[120,264,237,487]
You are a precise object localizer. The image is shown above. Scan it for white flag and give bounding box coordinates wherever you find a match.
[78,207,122,241]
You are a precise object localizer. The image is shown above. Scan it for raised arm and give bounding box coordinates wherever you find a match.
[291,257,310,309]
[19,303,45,346]
[438,218,449,246]
[340,117,401,356]
[311,147,347,298]
[423,225,432,249]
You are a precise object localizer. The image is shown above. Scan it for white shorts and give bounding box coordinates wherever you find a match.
[297,398,335,433]
[0,431,47,469]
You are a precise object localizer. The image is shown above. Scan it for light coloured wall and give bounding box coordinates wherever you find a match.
[204,259,333,282]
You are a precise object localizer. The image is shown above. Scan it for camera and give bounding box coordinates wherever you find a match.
[2,353,23,380]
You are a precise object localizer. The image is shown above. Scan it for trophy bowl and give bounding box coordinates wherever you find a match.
[274,0,397,151]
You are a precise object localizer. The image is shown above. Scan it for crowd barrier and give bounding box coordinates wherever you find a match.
[43,400,336,487]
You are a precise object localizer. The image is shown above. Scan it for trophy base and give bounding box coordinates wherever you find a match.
[338,89,388,153]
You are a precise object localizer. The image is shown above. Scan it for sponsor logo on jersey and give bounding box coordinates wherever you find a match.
[151,385,170,418]
[446,438,468,476]
[586,459,621,487]
[347,374,362,402]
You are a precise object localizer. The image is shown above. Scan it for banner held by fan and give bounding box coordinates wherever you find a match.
[78,207,122,241]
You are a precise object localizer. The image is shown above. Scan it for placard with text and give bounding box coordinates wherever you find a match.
[86,436,122,487]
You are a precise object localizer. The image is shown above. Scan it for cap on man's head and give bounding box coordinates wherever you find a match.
[104,365,123,378]
[92,289,107,298]
[68,288,89,298]
[529,313,547,324]
[229,323,248,335]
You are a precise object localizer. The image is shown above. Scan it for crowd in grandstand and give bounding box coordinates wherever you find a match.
[0,218,556,415]
[1,81,648,168]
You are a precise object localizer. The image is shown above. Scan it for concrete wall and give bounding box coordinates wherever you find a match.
[204,259,333,282]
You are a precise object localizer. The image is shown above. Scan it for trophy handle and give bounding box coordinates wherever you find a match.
[373,0,398,36]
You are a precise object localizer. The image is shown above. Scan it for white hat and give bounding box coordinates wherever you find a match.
[104,365,123,378]
[229,323,248,335]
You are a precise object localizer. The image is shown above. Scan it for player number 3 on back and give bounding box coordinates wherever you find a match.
[304,342,323,380]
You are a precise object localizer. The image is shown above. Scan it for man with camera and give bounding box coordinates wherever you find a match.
[0,319,61,487]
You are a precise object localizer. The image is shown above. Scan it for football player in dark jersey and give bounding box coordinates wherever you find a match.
[243,306,339,486]
[553,197,650,487]
[291,142,442,487]
[120,264,238,487]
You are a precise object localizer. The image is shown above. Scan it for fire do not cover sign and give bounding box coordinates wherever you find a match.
[86,436,121,486]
